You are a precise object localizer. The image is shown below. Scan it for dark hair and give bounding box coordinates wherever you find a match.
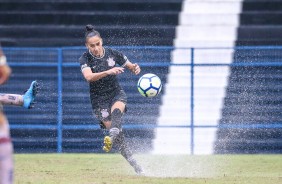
[85,24,101,41]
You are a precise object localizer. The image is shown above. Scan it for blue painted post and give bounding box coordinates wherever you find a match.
[57,49,63,153]
[190,48,195,155]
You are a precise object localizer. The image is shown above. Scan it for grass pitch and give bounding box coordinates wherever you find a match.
[15,154,282,184]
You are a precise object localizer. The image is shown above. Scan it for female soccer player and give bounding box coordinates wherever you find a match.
[0,45,38,184]
[79,24,143,174]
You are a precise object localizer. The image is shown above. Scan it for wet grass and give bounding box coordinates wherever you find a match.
[15,154,282,184]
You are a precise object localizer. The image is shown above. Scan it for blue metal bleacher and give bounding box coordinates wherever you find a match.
[215,0,282,153]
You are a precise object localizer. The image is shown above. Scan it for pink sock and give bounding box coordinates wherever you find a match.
[0,138,14,184]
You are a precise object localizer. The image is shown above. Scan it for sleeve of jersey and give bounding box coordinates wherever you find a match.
[114,50,129,68]
[79,55,90,72]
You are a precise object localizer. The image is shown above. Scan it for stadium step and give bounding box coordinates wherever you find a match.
[240,13,282,25]
[243,0,282,12]
[0,1,180,47]
[0,1,182,12]
[1,37,174,47]
[0,11,178,25]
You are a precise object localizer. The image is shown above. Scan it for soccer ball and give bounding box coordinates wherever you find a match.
[137,73,162,97]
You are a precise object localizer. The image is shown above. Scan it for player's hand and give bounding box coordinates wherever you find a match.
[0,65,11,85]
[107,67,124,75]
[132,63,141,75]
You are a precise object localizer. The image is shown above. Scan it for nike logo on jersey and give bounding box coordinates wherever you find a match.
[81,64,88,71]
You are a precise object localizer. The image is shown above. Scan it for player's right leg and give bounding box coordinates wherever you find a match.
[22,80,39,109]
[101,120,118,152]
[103,135,112,152]
[103,101,126,152]
[0,93,23,107]
[0,111,14,184]
[0,80,38,109]
[92,105,113,152]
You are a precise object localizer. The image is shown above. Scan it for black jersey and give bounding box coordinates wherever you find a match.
[79,47,129,96]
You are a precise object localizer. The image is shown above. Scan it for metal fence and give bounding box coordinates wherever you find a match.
[3,46,282,154]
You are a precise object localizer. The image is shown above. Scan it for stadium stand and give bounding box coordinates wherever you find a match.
[215,0,282,153]
[0,0,182,153]
[0,0,181,47]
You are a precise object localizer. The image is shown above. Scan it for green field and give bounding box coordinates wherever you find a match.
[14,154,282,184]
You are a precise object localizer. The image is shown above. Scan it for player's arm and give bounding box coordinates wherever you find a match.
[124,61,141,75]
[112,49,140,75]
[81,67,124,82]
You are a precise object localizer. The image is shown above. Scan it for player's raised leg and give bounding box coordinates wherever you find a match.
[103,101,125,152]
[103,135,112,153]
[0,81,38,109]
[22,80,39,109]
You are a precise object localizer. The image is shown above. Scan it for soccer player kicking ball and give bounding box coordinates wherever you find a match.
[0,45,39,184]
[79,24,144,175]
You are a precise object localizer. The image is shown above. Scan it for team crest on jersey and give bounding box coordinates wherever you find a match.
[101,109,109,118]
[107,57,116,67]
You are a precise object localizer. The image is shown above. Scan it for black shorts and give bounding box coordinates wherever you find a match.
[91,89,127,123]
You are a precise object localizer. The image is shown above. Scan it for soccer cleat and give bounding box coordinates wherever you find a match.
[128,157,144,175]
[103,136,113,152]
[23,80,39,109]
[134,164,144,175]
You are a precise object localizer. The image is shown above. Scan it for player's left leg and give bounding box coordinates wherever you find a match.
[115,132,144,175]
[0,80,38,109]
[0,139,14,184]
[0,111,14,184]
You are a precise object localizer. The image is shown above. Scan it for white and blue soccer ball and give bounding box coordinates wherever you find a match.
[137,73,162,97]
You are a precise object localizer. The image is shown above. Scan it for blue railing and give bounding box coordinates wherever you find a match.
[4,46,282,154]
